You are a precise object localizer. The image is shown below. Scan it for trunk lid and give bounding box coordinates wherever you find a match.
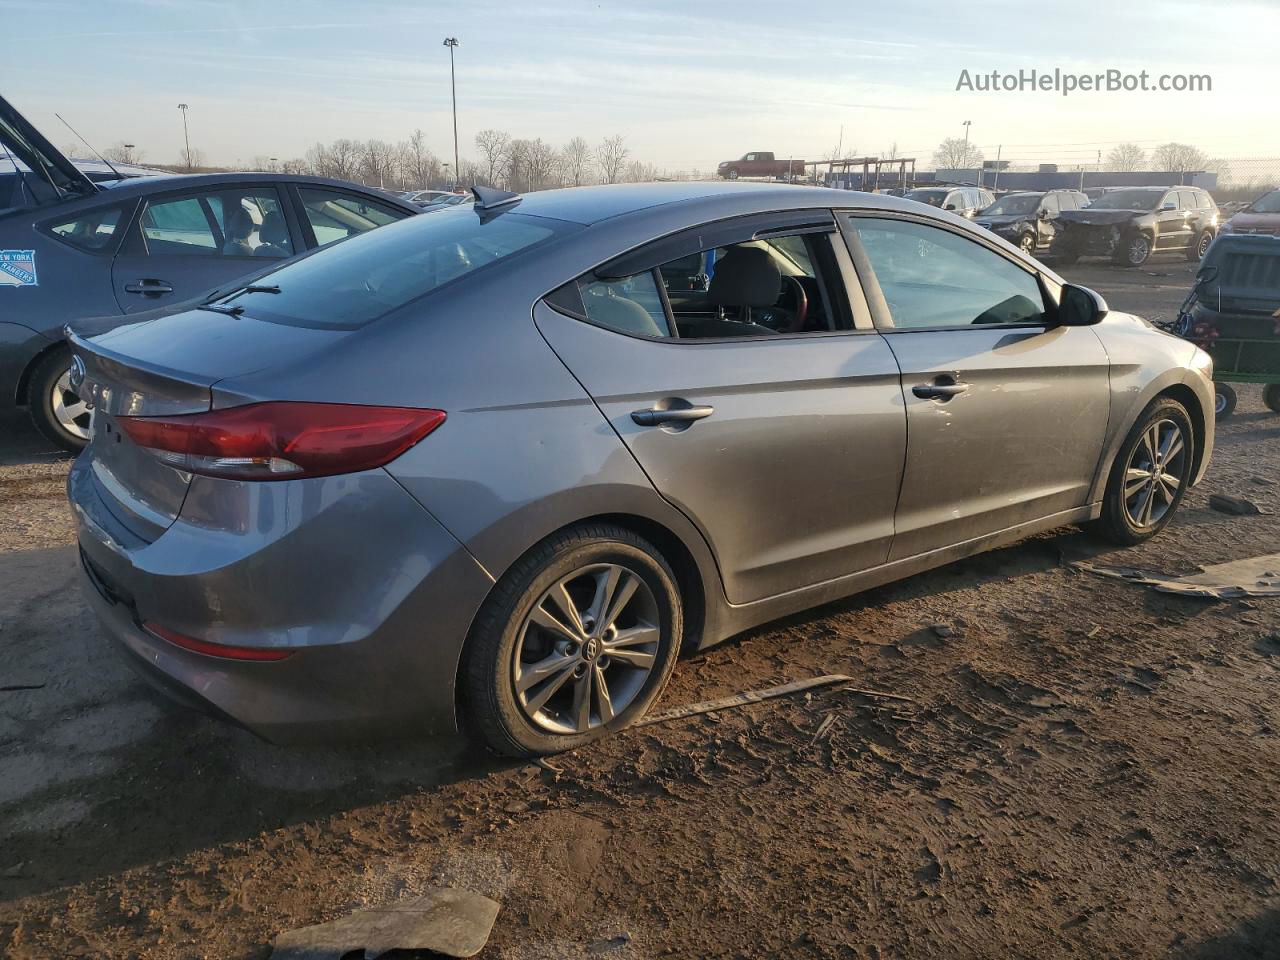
[0,94,98,208]
[68,307,350,542]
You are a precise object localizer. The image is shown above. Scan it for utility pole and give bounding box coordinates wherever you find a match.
[992,144,1002,192]
[443,38,459,188]
[177,103,191,170]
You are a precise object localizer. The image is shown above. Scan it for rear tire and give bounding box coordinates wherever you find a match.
[27,347,89,453]
[1263,384,1280,414]
[1215,382,1237,419]
[1092,398,1194,546]
[1187,229,1213,261]
[463,524,683,757]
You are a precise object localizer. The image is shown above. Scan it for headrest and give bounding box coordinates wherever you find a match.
[260,210,288,245]
[706,246,780,308]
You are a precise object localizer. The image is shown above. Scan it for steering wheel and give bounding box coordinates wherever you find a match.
[781,275,809,332]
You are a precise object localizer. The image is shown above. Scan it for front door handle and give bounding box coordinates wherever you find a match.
[124,280,174,295]
[912,379,968,401]
[631,404,715,427]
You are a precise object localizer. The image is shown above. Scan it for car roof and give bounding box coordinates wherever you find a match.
[510,181,919,226]
[5,171,419,219]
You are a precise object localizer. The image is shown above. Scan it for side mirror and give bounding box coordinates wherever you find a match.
[1057,284,1108,327]
[943,203,957,211]
[1038,209,1051,220]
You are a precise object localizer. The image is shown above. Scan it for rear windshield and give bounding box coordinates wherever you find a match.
[220,208,576,329]
[906,189,946,206]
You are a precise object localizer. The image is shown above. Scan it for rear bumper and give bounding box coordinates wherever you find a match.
[69,456,495,743]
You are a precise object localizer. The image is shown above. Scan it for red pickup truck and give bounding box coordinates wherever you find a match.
[717,152,805,180]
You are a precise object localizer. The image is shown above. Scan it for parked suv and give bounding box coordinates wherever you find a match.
[975,190,1088,254]
[904,185,994,219]
[1052,186,1219,266]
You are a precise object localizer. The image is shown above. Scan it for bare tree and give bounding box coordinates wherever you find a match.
[474,129,512,187]
[401,129,438,188]
[1152,142,1210,173]
[309,139,361,180]
[103,142,142,164]
[932,136,982,170]
[623,160,657,183]
[177,147,205,171]
[360,139,397,188]
[596,135,629,184]
[521,138,559,191]
[1106,142,1146,172]
[280,157,311,176]
[559,137,593,186]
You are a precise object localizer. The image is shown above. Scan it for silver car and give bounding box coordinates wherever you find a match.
[67,182,1215,756]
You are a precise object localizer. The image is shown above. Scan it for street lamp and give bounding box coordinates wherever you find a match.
[177,103,191,169]
[962,119,972,180]
[123,143,135,164]
[443,38,459,188]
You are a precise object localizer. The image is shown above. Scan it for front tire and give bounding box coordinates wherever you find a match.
[1018,232,1037,255]
[27,347,90,453]
[726,168,739,180]
[1115,232,1152,267]
[463,524,683,757]
[1093,398,1194,545]
[1262,384,1280,414]
[1215,382,1237,419]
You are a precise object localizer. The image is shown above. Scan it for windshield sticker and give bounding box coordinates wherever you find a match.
[0,250,37,287]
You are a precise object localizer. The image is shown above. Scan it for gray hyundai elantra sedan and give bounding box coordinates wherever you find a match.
[66,181,1214,756]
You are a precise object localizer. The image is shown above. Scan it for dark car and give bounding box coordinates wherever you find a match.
[904,185,994,219]
[0,94,420,450]
[1218,188,1280,237]
[1051,185,1219,267]
[974,190,1088,255]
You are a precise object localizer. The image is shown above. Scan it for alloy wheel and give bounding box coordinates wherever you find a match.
[512,563,661,735]
[1122,418,1186,529]
[1196,233,1212,259]
[50,367,91,441]
[1127,235,1151,265]
[1020,233,1036,254]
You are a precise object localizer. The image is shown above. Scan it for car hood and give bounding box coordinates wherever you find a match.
[1056,209,1142,226]
[0,93,98,205]
[1226,211,1280,232]
[976,213,1027,226]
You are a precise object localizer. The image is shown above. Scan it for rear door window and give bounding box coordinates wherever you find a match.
[140,188,290,258]
[298,188,408,247]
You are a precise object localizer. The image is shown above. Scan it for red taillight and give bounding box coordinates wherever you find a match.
[144,622,295,661]
[117,402,445,480]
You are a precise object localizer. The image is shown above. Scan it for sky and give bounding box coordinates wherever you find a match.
[2,0,1278,175]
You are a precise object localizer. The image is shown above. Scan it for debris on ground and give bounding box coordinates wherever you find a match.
[270,887,500,960]
[1208,493,1265,516]
[1076,552,1280,598]
[587,932,632,954]
[637,674,856,726]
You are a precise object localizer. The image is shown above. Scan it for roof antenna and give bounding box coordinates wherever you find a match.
[55,112,122,181]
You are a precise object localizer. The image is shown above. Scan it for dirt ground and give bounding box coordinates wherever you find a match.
[2,256,1278,959]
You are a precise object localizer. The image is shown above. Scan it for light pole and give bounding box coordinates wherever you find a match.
[443,38,459,188]
[177,103,191,169]
[962,119,972,183]
[123,143,135,164]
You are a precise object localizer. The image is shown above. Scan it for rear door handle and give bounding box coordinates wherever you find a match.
[124,280,174,295]
[912,379,968,401]
[631,404,715,427]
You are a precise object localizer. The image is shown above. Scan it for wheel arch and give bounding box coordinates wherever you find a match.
[14,337,68,407]
[1155,382,1208,482]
